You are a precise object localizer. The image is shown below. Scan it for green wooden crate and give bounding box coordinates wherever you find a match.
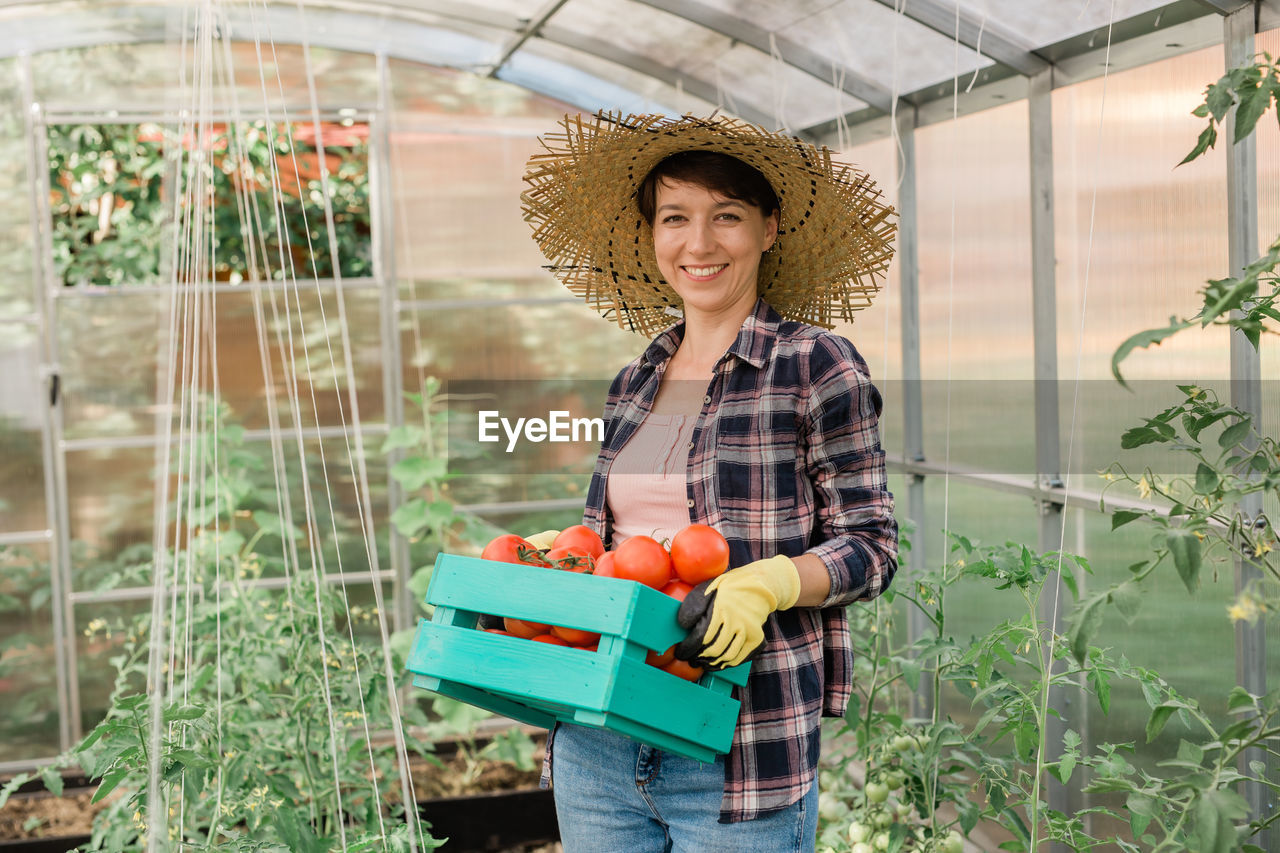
[406,553,750,762]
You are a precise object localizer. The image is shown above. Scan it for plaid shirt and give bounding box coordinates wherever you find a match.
[546,298,897,822]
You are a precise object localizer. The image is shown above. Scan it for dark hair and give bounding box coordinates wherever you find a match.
[636,150,779,225]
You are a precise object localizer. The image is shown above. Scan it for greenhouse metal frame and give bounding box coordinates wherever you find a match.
[0,0,1276,849]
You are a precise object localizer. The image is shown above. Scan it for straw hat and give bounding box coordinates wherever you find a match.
[522,111,897,336]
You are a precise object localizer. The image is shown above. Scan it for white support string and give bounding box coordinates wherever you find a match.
[1031,2,1118,846]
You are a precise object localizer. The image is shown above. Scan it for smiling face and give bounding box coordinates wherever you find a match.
[650,178,778,322]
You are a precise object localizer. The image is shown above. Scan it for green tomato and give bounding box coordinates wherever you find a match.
[818,792,845,821]
[941,830,964,853]
[874,811,893,829]
[885,770,905,791]
[895,799,914,818]
[851,843,873,853]
[847,821,872,843]
[914,733,931,751]
[865,782,889,804]
[873,831,890,851]
[892,734,917,752]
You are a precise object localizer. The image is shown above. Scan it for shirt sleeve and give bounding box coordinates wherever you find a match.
[799,334,898,608]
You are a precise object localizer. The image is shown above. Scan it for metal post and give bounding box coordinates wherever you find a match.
[895,104,931,721]
[18,53,79,749]
[374,52,411,634]
[1224,7,1272,849]
[1028,66,1076,849]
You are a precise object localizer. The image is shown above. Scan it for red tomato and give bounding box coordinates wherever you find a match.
[484,628,513,636]
[670,524,730,584]
[613,535,673,589]
[646,644,676,668]
[660,579,694,601]
[550,624,601,645]
[592,551,618,577]
[552,525,605,560]
[546,545,594,573]
[482,534,547,567]
[662,658,704,682]
[503,617,551,639]
[531,634,570,646]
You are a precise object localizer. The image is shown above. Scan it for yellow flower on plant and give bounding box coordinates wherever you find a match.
[1254,541,1273,557]
[1137,476,1152,499]
[1228,597,1261,624]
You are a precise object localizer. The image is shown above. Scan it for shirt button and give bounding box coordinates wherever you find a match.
[687,442,694,451]
[703,395,711,404]
[686,499,695,508]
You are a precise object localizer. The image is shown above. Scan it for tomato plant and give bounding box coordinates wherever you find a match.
[552,525,605,560]
[669,523,729,584]
[613,535,672,589]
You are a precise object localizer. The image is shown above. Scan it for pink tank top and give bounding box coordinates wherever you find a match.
[606,413,698,546]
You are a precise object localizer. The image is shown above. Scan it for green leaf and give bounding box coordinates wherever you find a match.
[1218,417,1252,449]
[1177,738,1204,766]
[1233,78,1273,142]
[391,498,430,539]
[1128,793,1155,837]
[380,425,425,453]
[1206,80,1237,122]
[1165,528,1203,593]
[251,510,302,542]
[1112,318,1194,388]
[38,766,63,797]
[1014,717,1039,762]
[1180,124,1218,166]
[1226,686,1255,713]
[1146,704,1177,742]
[1194,463,1221,495]
[91,767,130,804]
[900,656,923,692]
[1194,789,1248,853]
[391,456,446,491]
[1070,594,1107,665]
[1110,581,1143,623]
[1111,510,1144,530]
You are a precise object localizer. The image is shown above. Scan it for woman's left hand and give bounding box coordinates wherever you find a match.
[673,555,801,669]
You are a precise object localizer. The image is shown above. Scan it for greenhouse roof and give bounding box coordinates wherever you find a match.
[2,0,1279,140]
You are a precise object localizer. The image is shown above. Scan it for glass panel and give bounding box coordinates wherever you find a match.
[913,99,1036,480]
[0,542,59,761]
[67,435,390,592]
[59,287,385,440]
[0,322,46,532]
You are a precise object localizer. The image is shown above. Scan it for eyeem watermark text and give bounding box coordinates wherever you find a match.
[478,410,605,453]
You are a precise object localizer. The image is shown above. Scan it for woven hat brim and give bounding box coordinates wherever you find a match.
[522,112,897,336]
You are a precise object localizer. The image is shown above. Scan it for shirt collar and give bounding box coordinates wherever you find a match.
[640,297,780,370]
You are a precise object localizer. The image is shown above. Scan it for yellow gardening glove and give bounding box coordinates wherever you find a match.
[674,555,801,669]
[524,529,560,550]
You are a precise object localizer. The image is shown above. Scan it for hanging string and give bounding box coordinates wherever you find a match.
[1031,1,1118,847]
[768,33,790,133]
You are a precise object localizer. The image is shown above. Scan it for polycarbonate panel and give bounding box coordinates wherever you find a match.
[0,322,46,533]
[954,0,1174,48]
[387,57,575,121]
[0,57,35,320]
[389,125,561,279]
[1052,43,1230,487]
[500,46,687,121]
[553,0,733,74]
[696,42,854,132]
[912,99,1036,480]
[778,0,992,98]
[67,434,391,592]
[33,39,376,113]
[829,134,902,452]
[0,542,58,761]
[57,287,385,440]
[509,38,720,119]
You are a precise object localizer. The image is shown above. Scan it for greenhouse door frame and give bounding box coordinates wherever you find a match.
[10,51,408,769]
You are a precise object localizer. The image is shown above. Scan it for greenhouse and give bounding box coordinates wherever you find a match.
[0,0,1277,850]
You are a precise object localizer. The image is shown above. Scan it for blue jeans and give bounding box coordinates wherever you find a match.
[551,724,819,853]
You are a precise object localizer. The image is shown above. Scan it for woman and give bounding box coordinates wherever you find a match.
[522,113,899,852]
